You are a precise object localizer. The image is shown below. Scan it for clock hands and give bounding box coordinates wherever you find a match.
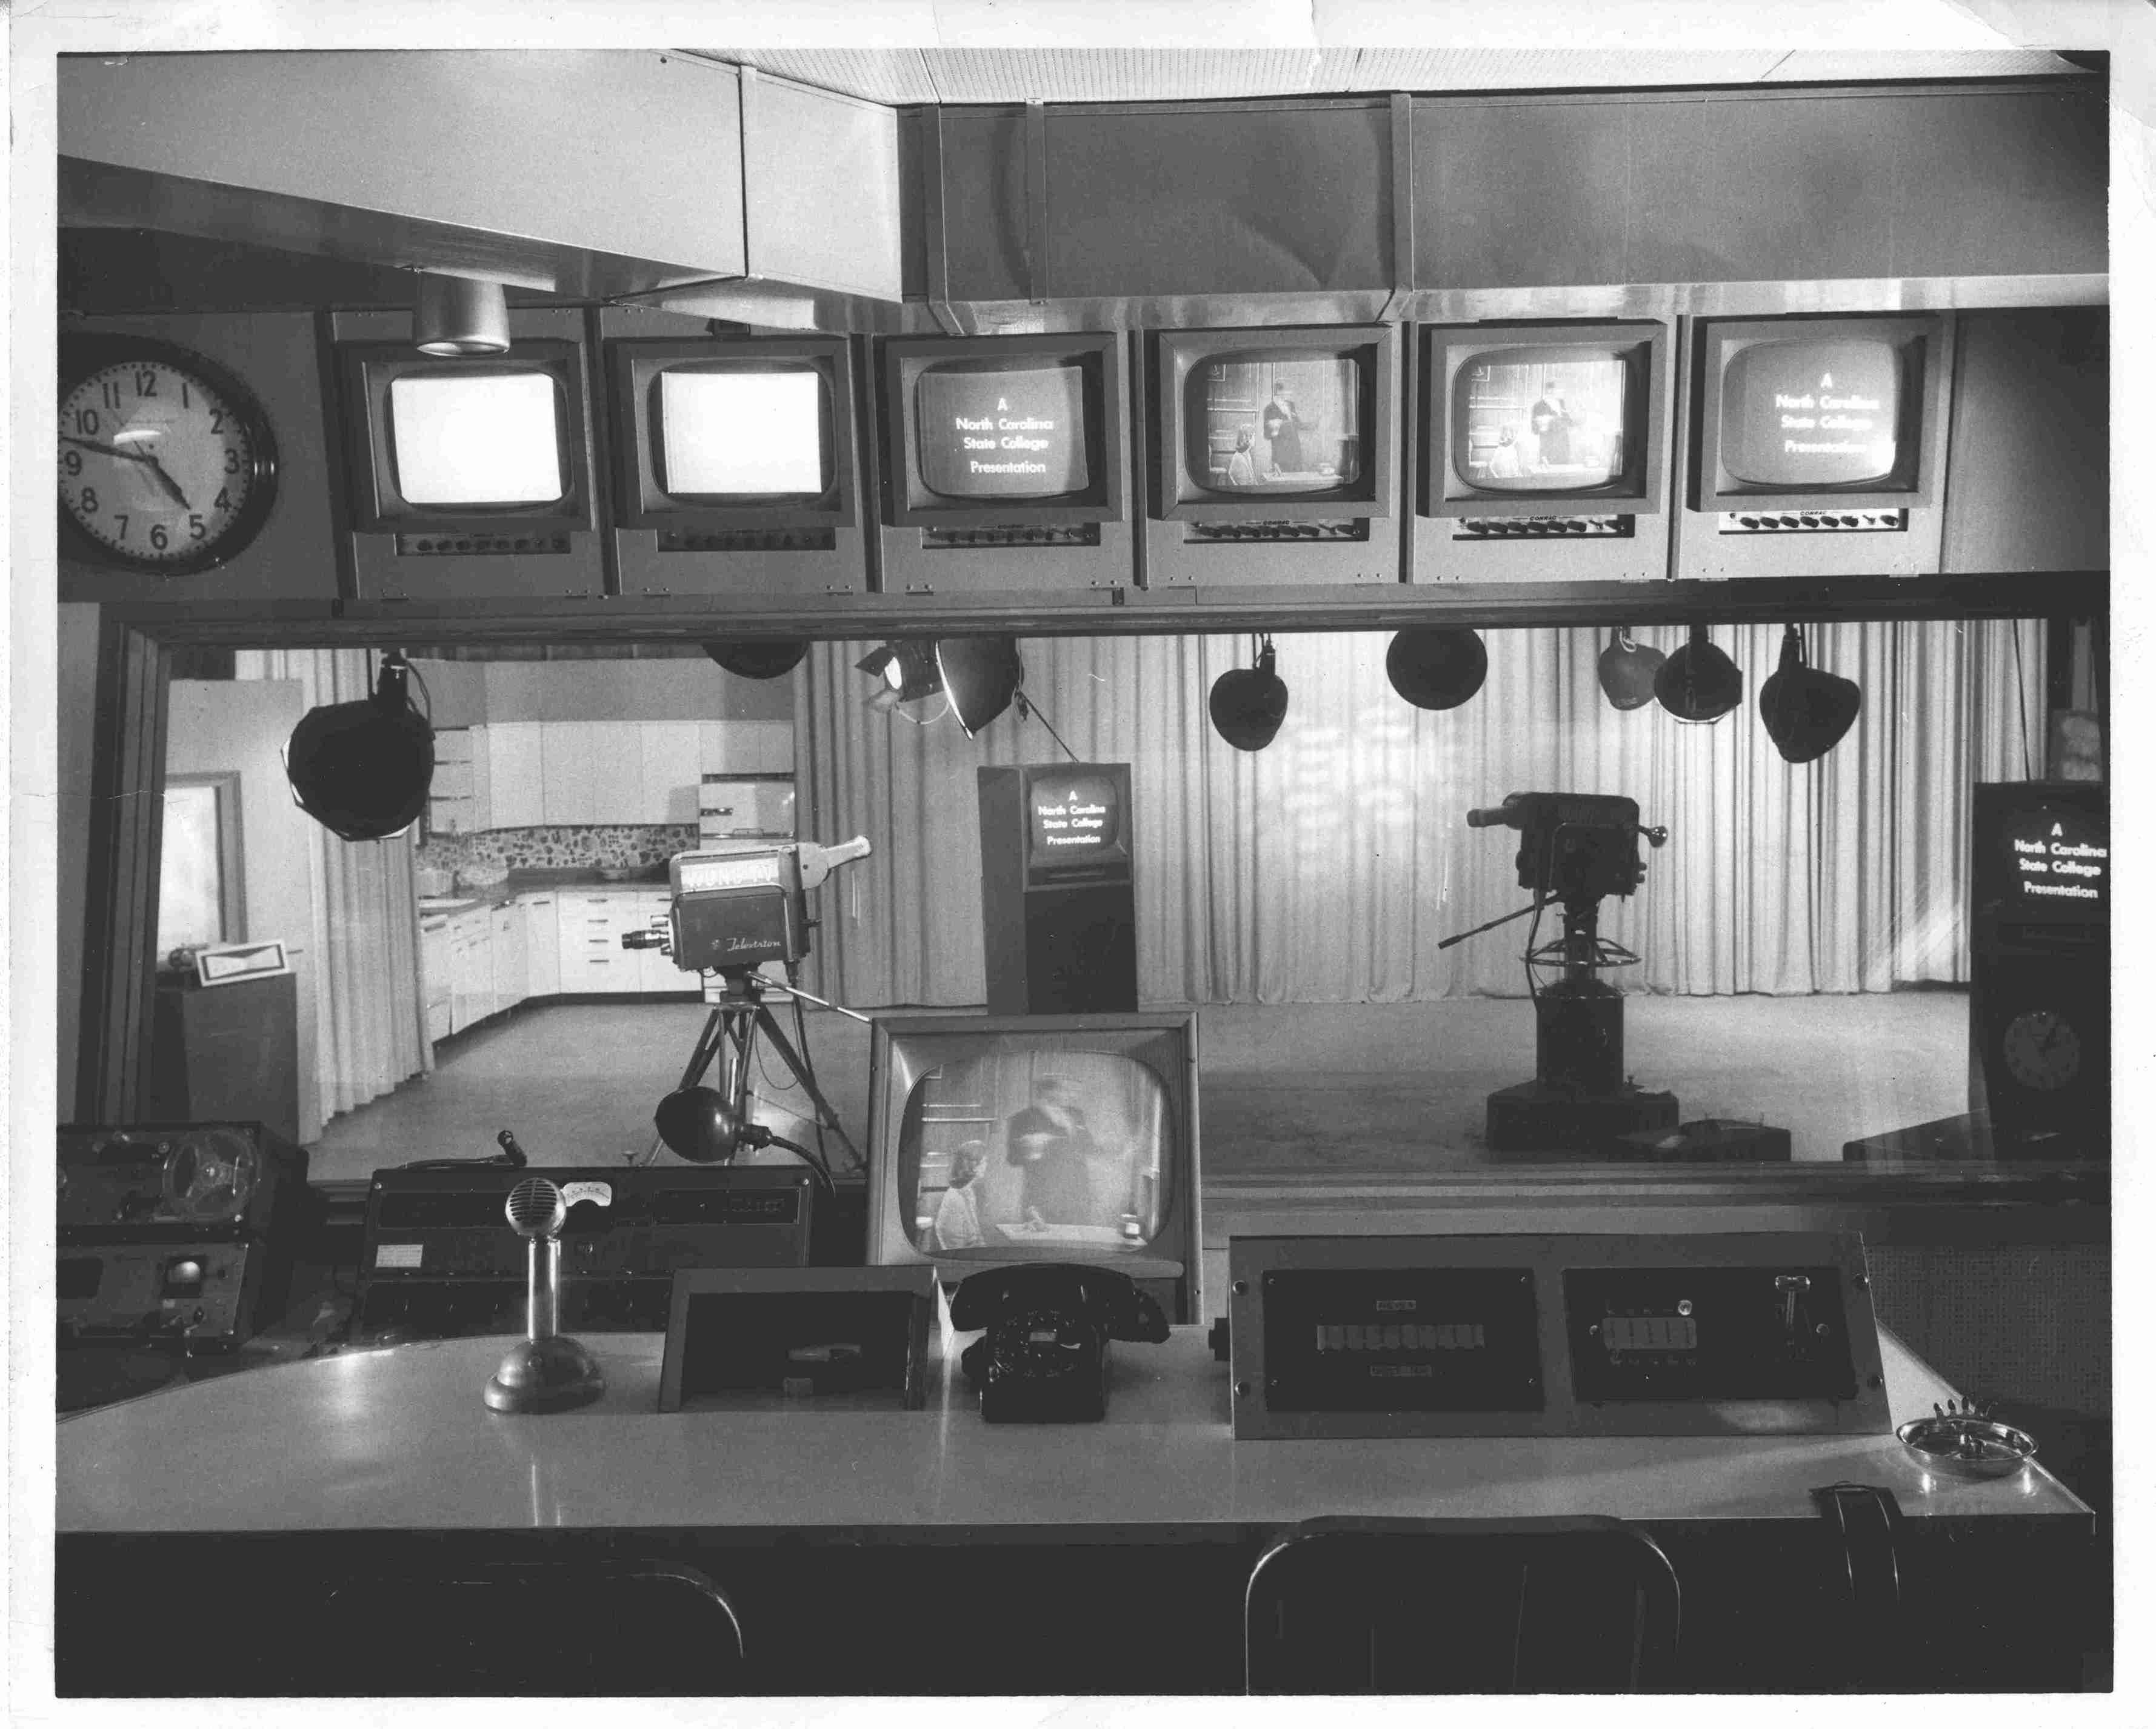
[60,432,192,510]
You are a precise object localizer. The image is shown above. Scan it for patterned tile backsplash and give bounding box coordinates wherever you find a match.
[418,824,699,878]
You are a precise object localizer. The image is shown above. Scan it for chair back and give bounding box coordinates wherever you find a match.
[1246,1515,1680,1694]
[327,1557,744,1695]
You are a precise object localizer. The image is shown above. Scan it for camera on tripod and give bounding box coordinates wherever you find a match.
[623,837,872,974]
[622,836,873,1171]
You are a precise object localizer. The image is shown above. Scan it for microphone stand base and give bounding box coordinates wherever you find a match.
[483,1334,607,1414]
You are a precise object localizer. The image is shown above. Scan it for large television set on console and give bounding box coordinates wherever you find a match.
[875,332,1132,597]
[602,311,868,598]
[333,307,603,599]
[1146,325,1400,587]
[1413,321,1672,584]
[866,1012,1201,1323]
[1675,313,1954,582]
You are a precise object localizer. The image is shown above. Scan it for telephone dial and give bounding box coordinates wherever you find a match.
[950,1263,1169,1423]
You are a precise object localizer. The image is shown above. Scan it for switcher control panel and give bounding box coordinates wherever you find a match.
[1227,1231,1887,1439]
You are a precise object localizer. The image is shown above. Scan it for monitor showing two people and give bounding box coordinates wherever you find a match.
[1453,350,1630,494]
[1189,354,1363,496]
[898,1052,1169,1258]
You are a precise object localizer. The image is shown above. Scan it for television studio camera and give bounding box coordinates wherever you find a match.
[622,836,872,1174]
[1444,793,1681,1153]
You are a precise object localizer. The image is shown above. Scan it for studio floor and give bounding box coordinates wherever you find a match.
[308,990,1972,1187]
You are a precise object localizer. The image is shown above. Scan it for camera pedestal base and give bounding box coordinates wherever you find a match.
[1484,1081,1680,1154]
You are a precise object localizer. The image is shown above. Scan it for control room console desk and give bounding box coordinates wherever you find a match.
[56,1321,2098,1695]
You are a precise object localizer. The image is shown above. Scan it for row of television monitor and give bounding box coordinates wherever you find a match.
[341,313,1943,544]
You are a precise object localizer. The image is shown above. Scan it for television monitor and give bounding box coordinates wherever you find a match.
[1693,315,1943,510]
[1424,324,1666,513]
[881,333,1122,525]
[609,336,858,524]
[1154,327,1395,519]
[866,1012,1201,1324]
[339,341,594,536]
[599,318,869,599]
[1970,781,2108,930]
[1412,321,1672,584]
[1022,764,1131,879]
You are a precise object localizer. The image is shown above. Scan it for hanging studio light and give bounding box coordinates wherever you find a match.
[935,637,1026,738]
[1209,635,1290,751]
[1654,622,1744,724]
[704,639,809,680]
[284,654,436,841]
[413,272,512,356]
[1386,627,1488,711]
[1758,624,1861,762]
[1596,625,1666,712]
[856,641,943,711]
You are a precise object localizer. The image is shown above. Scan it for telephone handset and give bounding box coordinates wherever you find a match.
[951,1263,1169,1423]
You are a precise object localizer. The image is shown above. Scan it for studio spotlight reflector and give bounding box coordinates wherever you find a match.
[935,636,1026,738]
[1386,627,1488,711]
[284,653,435,841]
[1654,622,1744,724]
[1597,625,1666,712]
[1209,634,1290,751]
[704,639,809,680]
[1758,624,1861,762]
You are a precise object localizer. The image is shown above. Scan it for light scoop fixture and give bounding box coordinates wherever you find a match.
[414,272,512,356]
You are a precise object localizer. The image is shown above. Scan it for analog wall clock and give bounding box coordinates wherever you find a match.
[58,338,279,575]
[2000,1007,2082,1093]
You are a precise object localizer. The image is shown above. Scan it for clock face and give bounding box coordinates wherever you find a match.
[2001,1008,2081,1092]
[58,349,276,574]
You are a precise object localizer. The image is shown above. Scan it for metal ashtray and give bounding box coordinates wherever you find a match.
[1897,1400,2038,1481]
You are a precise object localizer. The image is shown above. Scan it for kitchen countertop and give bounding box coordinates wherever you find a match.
[418,868,671,919]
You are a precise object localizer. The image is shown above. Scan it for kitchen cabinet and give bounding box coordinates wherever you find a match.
[539,724,601,825]
[447,909,490,1033]
[557,890,629,993]
[420,917,452,1044]
[639,722,702,825]
[484,722,545,831]
[522,894,560,996]
[489,902,526,1018]
[699,719,794,777]
[592,725,651,825]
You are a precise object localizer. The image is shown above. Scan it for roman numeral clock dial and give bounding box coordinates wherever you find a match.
[58,342,278,575]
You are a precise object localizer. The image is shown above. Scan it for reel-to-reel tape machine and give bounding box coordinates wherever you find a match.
[58,1123,309,1349]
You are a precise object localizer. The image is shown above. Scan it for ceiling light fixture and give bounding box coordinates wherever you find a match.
[1209,633,1290,751]
[1386,627,1489,712]
[284,652,436,841]
[1653,622,1744,724]
[703,639,810,680]
[413,272,512,356]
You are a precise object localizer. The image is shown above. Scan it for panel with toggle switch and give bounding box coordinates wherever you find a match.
[1228,1231,1888,1439]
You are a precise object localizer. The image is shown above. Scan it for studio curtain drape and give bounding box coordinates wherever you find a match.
[234,647,429,1119]
[795,621,2043,1010]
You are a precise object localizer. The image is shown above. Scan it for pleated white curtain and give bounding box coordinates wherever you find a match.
[796,620,2044,1009]
[233,647,429,1119]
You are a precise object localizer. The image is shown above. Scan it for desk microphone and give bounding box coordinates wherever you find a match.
[482,1176,606,1414]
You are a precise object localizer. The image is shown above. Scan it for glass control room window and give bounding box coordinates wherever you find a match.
[158,773,245,961]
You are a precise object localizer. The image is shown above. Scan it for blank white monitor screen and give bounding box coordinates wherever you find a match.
[659,369,827,496]
[389,371,567,506]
